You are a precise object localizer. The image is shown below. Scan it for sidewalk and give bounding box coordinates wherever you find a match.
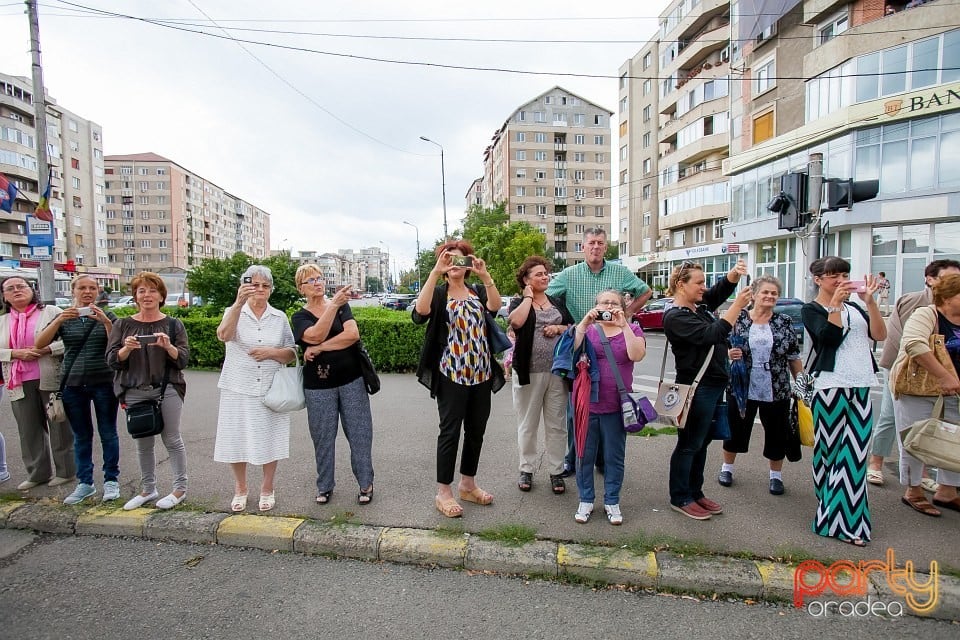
[1,370,958,620]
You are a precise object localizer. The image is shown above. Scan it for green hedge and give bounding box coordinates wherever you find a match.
[113,305,426,371]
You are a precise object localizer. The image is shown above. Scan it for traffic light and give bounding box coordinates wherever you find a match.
[772,172,808,231]
[823,178,879,211]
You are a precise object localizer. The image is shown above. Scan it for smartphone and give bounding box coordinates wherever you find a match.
[848,280,866,293]
[451,255,473,268]
[136,334,158,345]
[242,276,252,284]
[77,307,94,317]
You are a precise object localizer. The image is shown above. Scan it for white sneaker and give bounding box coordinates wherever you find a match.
[604,503,623,525]
[574,501,594,523]
[102,481,121,502]
[63,483,96,505]
[155,492,186,510]
[123,491,159,511]
[0,470,10,484]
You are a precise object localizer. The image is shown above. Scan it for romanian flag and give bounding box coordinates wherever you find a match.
[34,169,53,222]
[0,173,16,213]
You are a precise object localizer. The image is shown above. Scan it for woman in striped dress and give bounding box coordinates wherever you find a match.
[215,265,297,513]
[801,257,886,547]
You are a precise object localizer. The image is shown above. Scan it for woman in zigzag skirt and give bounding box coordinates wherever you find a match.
[801,257,886,547]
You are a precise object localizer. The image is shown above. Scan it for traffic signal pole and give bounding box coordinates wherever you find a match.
[803,153,824,302]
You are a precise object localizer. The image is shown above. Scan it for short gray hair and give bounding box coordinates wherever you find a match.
[750,274,782,296]
[583,227,606,242]
[242,264,274,288]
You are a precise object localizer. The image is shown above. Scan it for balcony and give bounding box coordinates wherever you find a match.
[663,21,730,78]
[674,132,728,166]
[658,202,729,231]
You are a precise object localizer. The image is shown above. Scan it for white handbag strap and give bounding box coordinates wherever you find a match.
[659,341,714,387]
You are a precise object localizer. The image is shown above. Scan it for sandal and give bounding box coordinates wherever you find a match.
[435,495,463,518]
[932,496,960,512]
[259,492,275,512]
[458,487,493,505]
[358,487,374,505]
[517,472,532,492]
[231,494,248,512]
[316,491,332,505]
[840,536,867,547]
[901,495,941,517]
[866,468,884,486]
[550,474,565,495]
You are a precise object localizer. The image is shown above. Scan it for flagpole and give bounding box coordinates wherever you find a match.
[28,0,56,303]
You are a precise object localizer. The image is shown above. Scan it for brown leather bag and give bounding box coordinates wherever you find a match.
[894,333,952,397]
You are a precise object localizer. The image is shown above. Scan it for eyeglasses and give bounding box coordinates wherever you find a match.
[299,277,322,286]
[2,284,30,293]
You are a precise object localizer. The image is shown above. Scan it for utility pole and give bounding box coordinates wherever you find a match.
[27,0,56,303]
[804,153,823,303]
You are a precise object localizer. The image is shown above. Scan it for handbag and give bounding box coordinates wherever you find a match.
[46,316,99,424]
[901,395,960,473]
[486,312,512,355]
[796,397,814,447]
[358,340,381,395]
[123,317,178,438]
[894,312,952,397]
[709,399,731,441]
[263,353,305,413]
[653,344,714,429]
[596,328,656,433]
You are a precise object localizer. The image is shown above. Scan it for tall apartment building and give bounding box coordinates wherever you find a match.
[481,87,612,265]
[1,72,117,293]
[282,247,390,292]
[465,177,483,211]
[103,153,270,281]
[724,0,959,298]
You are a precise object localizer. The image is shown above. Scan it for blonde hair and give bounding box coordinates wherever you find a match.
[667,262,702,296]
[295,264,322,286]
[933,273,960,306]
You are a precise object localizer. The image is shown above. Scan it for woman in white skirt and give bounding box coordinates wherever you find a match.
[215,265,297,512]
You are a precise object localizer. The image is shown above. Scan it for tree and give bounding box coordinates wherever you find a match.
[186,251,302,313]
[605,243,619,261]
[365,276,382,293]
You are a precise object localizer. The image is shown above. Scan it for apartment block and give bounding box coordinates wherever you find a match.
[724,0,959,298]
[282,247,390,292]
[103,153,269,281]
[1,72,117,293]
[465,177,483,211]
[481,87,613,265]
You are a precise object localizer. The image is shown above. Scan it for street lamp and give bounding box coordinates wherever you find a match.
[403,220,421,293]
[419,136,448,239]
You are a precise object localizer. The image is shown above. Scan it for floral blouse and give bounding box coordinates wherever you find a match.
[728,310,800,402]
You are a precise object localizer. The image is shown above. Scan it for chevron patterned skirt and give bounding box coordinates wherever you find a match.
[811,386,872,543]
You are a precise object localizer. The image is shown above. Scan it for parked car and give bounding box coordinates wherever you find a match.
[109,295,135,309]
[498,296,513,319]
[632,297,674,331]
[55,297,72,309]
[382,294,416,311]
[773,297,805,345]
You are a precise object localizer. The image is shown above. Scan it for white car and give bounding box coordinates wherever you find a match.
[109,296,135,309]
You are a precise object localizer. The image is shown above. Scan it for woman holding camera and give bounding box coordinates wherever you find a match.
[0,276,74,490]
[413,241,504,518]
[35,274,120,504]
[215,266,297,512]
[571,289,646,525]
[106,272,190,511]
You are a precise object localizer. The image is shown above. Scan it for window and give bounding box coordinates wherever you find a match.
[643,158,652,175]
[106,210,116,219]
[158,225,167,234]
[575,134,585,144]
[517,111,526,122]
[138,196,149,205]
[619,170,627,185]
[594,188,604,198]
[158,240,167,248]
[575,205,585,216]
[157,168,166,175]
[68,120,78,132]
[713,217,727,239]
[536,205,548,216]
[516,150,526,161]
[642,184,651,200]
[754,57,776,95]
[534,111,546,123]
[138,181,149,191]
[140,225,150,233]
[536,186,547,197]
[156,196,166,205]
[71,177,80,188]
[574,113,584,125]
[594,136,604,145]
[620,145,629,161]
[516,132,525,142]
[544,96,552,105]
[819,12,848,45]
[595,170,604,181]
[643,79,651,95]
[533,132,546,143]
[534,151,547,161]
[70,157,79,170]
[595,206,604,217]
[673,230,686,246]
[694,225,706,243]
[642,105,651,122]
[643,132,651,148]
[120,167,132,175]
[574,152,585,162]
[536,170,547,180]
[555,186,567,197]
[516,204,526,215]
[516,186,526,196]
[594,115,604,126]
[574,170,585,182]
[596,153,605,163]
[620,97,628,113]
[643,212,651,226]
[643,52,651,69]
[753,112,774,144]
[553,112,567,123]
[516,168,526,178]
[619,73,627,89]
[574,188,586,199]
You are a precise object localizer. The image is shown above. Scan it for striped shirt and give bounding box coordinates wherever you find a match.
[56,312,118,387]
[546,260,650,322]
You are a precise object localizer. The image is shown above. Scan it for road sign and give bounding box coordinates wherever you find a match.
[26,214,54,247]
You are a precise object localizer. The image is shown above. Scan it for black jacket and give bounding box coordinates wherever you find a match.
[663,276,737,385]
[507,295,574,386]
[411,282,505,398]
[801,300,878,374]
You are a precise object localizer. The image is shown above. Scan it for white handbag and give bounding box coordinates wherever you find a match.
[263,354,305,413]
[654,345,714,429]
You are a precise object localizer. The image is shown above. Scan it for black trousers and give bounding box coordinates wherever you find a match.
[436,375,493,484]
[722,397,791,461]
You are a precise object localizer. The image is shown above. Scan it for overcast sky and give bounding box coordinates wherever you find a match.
[0,0,670,271]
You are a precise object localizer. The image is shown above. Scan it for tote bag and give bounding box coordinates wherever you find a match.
[902,395,960,473]
[263,355,305,413]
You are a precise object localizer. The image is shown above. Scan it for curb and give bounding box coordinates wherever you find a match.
[1,499,956,621]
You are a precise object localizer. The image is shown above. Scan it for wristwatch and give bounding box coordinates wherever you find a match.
[824,306,843,314]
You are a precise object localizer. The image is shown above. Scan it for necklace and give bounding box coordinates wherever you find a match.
[532,298,550,311]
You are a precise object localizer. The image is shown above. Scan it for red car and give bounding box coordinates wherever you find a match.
[632,297,673,331]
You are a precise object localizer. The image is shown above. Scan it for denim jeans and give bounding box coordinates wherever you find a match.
[565,395,604,472]
[669,382,725,507]
[62,383,120,486]
[575,412,626,505]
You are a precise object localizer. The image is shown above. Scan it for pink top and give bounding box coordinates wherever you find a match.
[8,305,42,387]
[586,324,645,414]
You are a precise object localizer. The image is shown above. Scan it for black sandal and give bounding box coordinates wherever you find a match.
[358,487,374,505]
[550,474,566,495]
[518,472,533,492]
[316,491,332,505]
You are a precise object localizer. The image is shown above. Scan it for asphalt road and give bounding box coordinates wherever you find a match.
[0,530,949,640]
[0,333,956,573]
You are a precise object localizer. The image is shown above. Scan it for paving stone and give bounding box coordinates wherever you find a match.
[293,521,384,560]
[379,527,466,568]
[658,553,762,598]
[216,514,304,551]
[465,538,558,576]
[144,510,229,545]
[76,505,149,537]
[6,503,76,535]
[557,543,658,588]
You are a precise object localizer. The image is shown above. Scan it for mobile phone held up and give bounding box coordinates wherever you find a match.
[77,307,94,317]
[136,334,158,345]
[450,255,473,268]
[848,280,866,293]
[242,276,252,284]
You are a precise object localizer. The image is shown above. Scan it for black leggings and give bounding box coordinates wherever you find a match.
[435,375,492,484]
[722,398,791,461]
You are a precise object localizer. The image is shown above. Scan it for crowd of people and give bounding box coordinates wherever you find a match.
[1,229,958,547]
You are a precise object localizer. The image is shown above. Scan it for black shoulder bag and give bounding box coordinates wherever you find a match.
[124,318,176,439]
[46,318,99,423]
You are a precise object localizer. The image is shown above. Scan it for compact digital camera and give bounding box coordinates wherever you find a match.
[598,310,613,321]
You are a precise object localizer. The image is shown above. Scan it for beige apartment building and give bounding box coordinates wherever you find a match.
[1,72,118,293]
[103,153,269,282]
[724,0,959,298]
[482,87,613,265]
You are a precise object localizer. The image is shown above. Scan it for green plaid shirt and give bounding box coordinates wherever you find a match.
[546,261,650,322]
